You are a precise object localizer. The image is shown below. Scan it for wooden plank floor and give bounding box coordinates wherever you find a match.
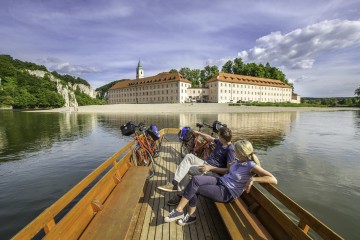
[126,141,231,240]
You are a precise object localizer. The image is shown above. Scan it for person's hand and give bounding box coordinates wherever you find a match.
[198,165,210,173]
[244,177,254,193]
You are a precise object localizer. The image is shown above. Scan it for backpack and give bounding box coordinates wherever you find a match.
[178,127,194,142]
[120,122,136,136]
[146,124,160,141]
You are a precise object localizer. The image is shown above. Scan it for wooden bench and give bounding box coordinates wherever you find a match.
[79,167,149,239]
[215,198,273,240]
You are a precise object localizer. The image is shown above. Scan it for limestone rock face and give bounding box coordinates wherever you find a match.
[27,70,96,109]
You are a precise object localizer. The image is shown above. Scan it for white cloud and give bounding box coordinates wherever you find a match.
[238,19,360,69]
[51,63,100,75]
[38,57,101,75]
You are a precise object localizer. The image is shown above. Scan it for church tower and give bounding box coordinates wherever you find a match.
[136,60,144,79]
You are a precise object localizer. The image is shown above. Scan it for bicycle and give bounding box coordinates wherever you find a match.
[121,122,160,179]
[179,121,227,160]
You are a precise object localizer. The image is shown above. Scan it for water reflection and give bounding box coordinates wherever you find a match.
[97,111,298,150]
[0,111,95,162]
[1,111,299,163]
[179,112,298,149]
[354,110,360,133]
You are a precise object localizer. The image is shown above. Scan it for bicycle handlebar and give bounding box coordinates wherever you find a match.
[129,122,148,131]
[195,121,227,133]
[195,122,213,131]
[203,122,213,129]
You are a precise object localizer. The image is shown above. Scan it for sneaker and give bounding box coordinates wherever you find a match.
[157,182,180,193]
[164,209,184,223]
[167,194,181,206]
[177,213,197,226]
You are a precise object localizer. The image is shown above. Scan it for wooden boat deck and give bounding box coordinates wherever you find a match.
[126,141,231,240]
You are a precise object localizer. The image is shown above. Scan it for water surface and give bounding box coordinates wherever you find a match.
[0,110,359,239]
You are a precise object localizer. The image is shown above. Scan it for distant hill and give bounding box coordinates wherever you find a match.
[0,55,102,109]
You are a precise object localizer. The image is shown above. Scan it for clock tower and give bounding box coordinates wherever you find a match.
[136,60,144,79]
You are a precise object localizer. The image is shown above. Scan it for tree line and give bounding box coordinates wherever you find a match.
[302,97,359,107]
[169,57,293,90]
[0,55,101,109]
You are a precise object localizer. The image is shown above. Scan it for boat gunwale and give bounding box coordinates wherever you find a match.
[11,136,139,239]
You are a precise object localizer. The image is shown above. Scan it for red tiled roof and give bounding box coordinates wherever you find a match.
[208,72,292,88]
[109,72,191,90]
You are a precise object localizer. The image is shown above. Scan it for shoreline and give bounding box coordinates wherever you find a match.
[29,103,359,114]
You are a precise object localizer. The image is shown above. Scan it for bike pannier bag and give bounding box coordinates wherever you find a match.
[146,124,160,140]
[120,122,135,136]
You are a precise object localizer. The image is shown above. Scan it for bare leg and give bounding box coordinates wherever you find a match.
[187,206,197,217]
[175,196,197,216]
[175,197,189,212]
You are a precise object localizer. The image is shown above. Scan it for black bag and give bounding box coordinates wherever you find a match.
[120,122,136,136]
[146,124,160,140]
[212,121,227,133]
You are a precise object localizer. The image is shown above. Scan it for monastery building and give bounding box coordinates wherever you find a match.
[108,61,300,104]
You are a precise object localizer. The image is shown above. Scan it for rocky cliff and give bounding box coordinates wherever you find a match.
[28,70,96,110]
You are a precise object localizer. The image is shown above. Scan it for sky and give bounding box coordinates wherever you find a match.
[0,0,359,97]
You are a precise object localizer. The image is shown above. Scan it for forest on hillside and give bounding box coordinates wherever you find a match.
[0,55,102,109]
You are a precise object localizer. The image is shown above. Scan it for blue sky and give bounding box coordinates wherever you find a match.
[1,0,359,97]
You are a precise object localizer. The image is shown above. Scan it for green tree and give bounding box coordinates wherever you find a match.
[355,85,360,97]
[179,67,192,80]
[75,87,102,106]
[264,62,272,78]
[233,58,244,75]
[355,85,360,106]
[200,65,219,85]
[221,60,233,74]
[179,68,202,87]
[13,88,37,108]
[338,98,350,106]
[169,69,178,73]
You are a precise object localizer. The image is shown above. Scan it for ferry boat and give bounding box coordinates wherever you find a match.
[12,128,343,239]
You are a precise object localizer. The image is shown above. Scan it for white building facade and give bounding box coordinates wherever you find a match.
[207,73,293,103]
[107,66,298,104]
[108,72,192,104]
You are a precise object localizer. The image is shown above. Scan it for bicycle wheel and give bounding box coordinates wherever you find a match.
[132,146,156,179]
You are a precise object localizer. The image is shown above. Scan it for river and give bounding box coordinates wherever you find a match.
[0,110,359,239]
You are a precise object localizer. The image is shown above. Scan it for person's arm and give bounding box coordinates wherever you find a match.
[199,164,228,175]
[199,144,235,175]
[244,165,277,193]
[194,130,215,143]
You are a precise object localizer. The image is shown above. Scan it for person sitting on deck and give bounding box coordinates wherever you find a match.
[157,127,236,206]
[163,139,278,226]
